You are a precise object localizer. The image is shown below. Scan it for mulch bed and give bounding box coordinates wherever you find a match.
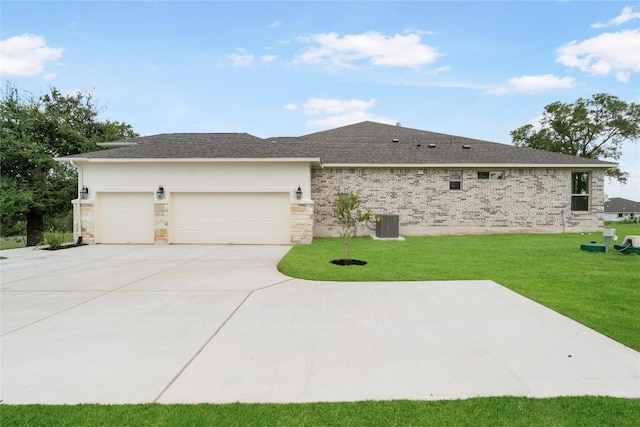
[330,259,367,266]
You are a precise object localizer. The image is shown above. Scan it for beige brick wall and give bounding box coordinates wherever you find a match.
[312,167,604,236]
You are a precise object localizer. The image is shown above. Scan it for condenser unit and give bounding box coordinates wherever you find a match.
[376,215,399,238]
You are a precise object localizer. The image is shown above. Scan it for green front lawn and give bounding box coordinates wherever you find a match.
[4,397,639,427]
[279,223,640,351]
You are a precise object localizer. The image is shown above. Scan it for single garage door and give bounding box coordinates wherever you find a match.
[171,192,290,244]
[96,192,154,244]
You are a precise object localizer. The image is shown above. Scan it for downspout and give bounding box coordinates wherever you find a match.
[70,161,83,244]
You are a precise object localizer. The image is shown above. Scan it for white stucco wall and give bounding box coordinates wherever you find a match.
[79,161,312,199]
[73,160,314,244]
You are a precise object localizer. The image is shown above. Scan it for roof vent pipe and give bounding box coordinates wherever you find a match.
[462,145,471,149]
[392,138,399,143]
[396,122,402,127]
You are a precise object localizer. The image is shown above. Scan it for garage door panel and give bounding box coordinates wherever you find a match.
[97,193,154,244]
[98,192,154,244]
[171,193,290,244]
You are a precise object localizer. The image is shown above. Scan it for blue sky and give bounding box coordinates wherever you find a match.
[2,1,639,200]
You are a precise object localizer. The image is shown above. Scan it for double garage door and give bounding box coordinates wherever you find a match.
[96,192,290,244]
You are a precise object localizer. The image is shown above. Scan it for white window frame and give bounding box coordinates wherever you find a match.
[449,170,462,190]
[571,171,590,212]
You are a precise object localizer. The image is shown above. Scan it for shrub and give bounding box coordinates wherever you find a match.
[43,229,64,249]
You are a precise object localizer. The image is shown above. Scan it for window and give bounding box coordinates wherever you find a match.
[571,172,590,211]
[449,171,462,190]
[477,171,504,180]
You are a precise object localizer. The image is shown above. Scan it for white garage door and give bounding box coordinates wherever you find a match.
[171,192,290,244]
[96,192,154,244]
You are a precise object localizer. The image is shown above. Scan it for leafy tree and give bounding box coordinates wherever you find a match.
[0,83,137,246]
[510,93,640,183]
[330,191,375,263]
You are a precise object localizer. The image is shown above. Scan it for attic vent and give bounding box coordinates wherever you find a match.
[416,143,422,147]
[392,138,399,143]
[462,144,471,149]
[428,144,436,148]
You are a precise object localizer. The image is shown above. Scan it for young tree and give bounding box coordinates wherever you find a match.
[0,84,137,245]
[331,191,375,263]
[510,93,640,183]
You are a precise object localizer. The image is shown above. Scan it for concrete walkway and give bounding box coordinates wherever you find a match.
[1,245,638,404]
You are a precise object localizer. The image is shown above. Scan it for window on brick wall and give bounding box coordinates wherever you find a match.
[449,170,462,190]
[571,171,590,211]
[477,171,504,180]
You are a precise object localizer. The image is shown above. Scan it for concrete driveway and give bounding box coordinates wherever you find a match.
[1,244,638,404]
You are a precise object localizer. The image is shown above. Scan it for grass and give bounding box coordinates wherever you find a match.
[0,236,28,250]
[3,224,638,426]
[0,233,74,251]
[279,223,640,351]
[3,397,639,426]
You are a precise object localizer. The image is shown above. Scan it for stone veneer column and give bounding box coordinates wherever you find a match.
[154,200,169,244]
[72,199,95,244]
[290,201,314,244]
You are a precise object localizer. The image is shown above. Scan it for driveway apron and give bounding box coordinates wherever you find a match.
[1,245,638,404]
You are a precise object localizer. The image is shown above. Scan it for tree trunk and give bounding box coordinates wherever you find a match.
[26,210,44,247]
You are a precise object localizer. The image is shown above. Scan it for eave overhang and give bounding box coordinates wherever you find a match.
[56,157,323,167]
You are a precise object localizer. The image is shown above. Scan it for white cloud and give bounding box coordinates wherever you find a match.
[308,111,397,128]
[301,98,376,115]
[556,29,640,82]
[261,54,278,63]
[295,31,442,70]
[269,20,283,29]
[485,74,576,95]
[592,6,640,28]
[403,28,437,36]
[0,33,63,77]
[287,97,396,129]
[228,50,254,67]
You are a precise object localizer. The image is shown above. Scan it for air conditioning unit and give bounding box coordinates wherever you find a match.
[376,214,399,238]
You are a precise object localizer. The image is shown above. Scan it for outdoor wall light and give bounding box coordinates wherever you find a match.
[295,186,303,200]
[156,185,165,200]
[79,186,89,200]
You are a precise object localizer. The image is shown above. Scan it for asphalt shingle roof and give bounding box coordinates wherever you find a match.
[68,133,311,159]
[66,121,614,167]
[272,121,614,166]
[604,198,640,213]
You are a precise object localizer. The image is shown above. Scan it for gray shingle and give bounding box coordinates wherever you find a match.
[66,121,614,167]
[605,198,640,213]
[67,133,310,159]
[274,121,614,166]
